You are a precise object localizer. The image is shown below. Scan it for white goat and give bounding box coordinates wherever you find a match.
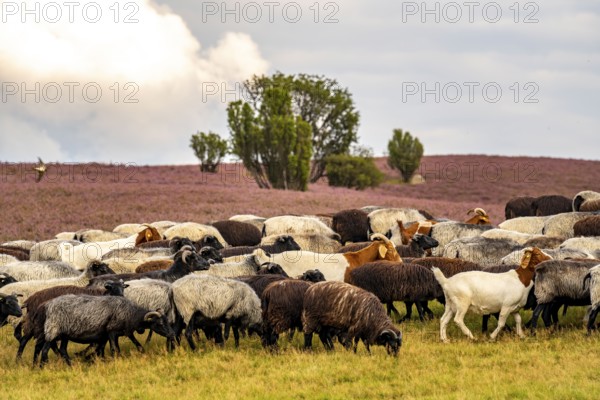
[432,262,536,343]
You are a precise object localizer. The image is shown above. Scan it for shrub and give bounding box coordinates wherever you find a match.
[325,154,384,190]
[387,129,424,183]
[190,131,229,173]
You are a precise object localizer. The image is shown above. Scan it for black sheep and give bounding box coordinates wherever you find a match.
[219,235,301,258]
[331,209,370,245]
[212,220,262,247]
[505,196,536,220]
[532,195,572,217]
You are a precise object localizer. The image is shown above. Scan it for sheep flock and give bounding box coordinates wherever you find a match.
[1,190,600,367]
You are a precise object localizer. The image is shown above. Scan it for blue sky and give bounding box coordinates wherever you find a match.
[1,0,599,163]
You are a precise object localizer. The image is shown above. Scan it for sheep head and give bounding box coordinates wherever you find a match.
[0,273,17,288]
[376,329,402,357]
[0,293,23,318]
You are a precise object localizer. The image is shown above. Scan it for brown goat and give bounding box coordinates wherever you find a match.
[342,234,402,285]
[397,221,436,245]
[465,208,491,225]
[134,226,163,246]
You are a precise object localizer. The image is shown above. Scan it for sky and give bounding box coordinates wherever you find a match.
[0,0,599,164]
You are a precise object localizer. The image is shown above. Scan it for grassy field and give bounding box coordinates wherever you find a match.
[1,155,600,398]
[2,304,599,399]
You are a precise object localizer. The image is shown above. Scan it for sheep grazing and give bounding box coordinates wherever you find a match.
[349,261,443,322]
[261,280,315,348]
[0,261,79,281]
[40,295,175,366]
[89,249,209,286]
[220,235,301,259]
[573,216,600,237]
[543,212,599,238]
[302,281,402,356]
[262,233,341,253]
[331,209,370,245]
[432,256,537,342]
[583,265,600,334]
[75,229,127,243]
[123,279,178,351]
[442,236,522,267]
[162,222,230,248]
[0,260,115,304]
[262,216,340,242]
[255,234,400,282]
[529,259,600,329]
[367,208,428,235]
[171,274,262,349]
[196,255,264,278]
[212,220,262,247]
[573,191,600,212]
[16,280,129,361]
[0,293,23,327]
[30,239,80,262]
[498,216,548,235]
[465,208,491,225]
[0,254,19,267]
[505,196,536,220]
[0,246,30,261]
[429,222,493,256]
[532,195,573,216]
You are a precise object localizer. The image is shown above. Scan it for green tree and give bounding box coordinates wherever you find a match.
[190,131,229,173]
[387,129,424,183]
[325,152,384,190]
[235,72,359,184]
[228,74,312,191]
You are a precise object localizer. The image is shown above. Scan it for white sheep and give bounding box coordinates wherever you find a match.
[559,237,600,258]
[543,212,598,238]
[498,216,549,234]
[0,254,18,267]
[261,233,341,253]
[0,261,79,281]
[113,223,146,235]
[162,222,229,247]
[367,208,427,235]
[2,240,37,251]
[432,261,536,342]
[481,229,546,245]
[195,256,261,278]
[500,247,590,265]
[262,216,340,240]
[30,239,81,261]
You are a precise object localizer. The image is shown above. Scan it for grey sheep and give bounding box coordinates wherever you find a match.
[302,281,402,356]
[442,236,522,266]
[583,265,600,334]
[40,295,175,366]
[429,222,493,256]
[542,212,598,238]
[195,255,263,278]
[0,261,79,281]
[2,240,37,251]
[16,280,128,362]
[529,259,599,329]
[573,191,600,211]
[171,274,262,349]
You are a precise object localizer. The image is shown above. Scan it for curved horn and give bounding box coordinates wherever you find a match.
[182,250,191,265]
[144,311,162,321]
[475,208,487,216]
[370,233,391,244]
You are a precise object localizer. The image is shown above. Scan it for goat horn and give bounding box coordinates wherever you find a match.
[370,233,391,244]
[475,208,487,216]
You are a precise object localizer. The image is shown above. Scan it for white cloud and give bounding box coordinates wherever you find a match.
[0,0,269,163]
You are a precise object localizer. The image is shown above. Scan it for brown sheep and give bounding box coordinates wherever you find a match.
[0,246,29,261]
[573,216,600,237]
[212,220,262,247]
[302,281,402,355]
[331,209,370,245]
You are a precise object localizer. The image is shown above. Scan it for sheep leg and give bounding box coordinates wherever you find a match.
[40,340,53,367]
[319,331,333,351]
[550,303,561,329]
[541,303,555,328]
[233,325,240,348]
[513,312,525,338]
[16,331,33,361]
[453,306,475,340]
[439,306,454,343]
[184,321,197,351]
[58,340,71,366]
[303,332,313,350]
[422,302,434,320]
[529,304,545,331]
[33,338,45,365]
[587,305,600,335]
[108,332,119,356]
[399,302,412,322]
[489,309,510,341]
[13,322,22,342]
[415,302,426,322]
[128,334,144,353]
